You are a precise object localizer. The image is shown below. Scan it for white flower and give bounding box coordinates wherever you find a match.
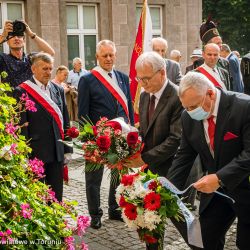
[135,214,146,228]
[0,145,12,161]
[144,210,161,225]
[116,183,126,195]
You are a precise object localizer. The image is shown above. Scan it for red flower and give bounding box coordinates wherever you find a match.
[121,174,135,186]
[124,203,137,220]
[92,126,98,136]
[66,126,79,138]
[105,121,122,131]
[148,180,158,190]
[119,196,128,208]
[127,132,139,146]
[96,135,111,151]
[63,165,69,183]
[144,192,161,211]
[144,234,158,244]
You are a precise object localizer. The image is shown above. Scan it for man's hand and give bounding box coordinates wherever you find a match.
[0,21,13,42]
[193,174,220,193]
[123,153,145,168]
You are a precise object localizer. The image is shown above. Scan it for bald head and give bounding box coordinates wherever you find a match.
[202,43,220,68]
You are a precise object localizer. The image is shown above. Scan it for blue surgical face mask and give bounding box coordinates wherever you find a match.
[187,95,211,121]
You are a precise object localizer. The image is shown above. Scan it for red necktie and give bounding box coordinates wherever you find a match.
[207,115,215,150]
[148,95,156,122]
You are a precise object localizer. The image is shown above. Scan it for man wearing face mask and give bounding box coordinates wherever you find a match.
[167,72,250,250]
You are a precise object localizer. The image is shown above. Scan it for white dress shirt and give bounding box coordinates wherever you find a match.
[34,77,51,97]
[150,80,168,109]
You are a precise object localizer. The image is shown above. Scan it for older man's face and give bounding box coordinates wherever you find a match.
[152,41,167,58]
[180,87,215,114]
[31,60,53,85]
[96,44,116,72]
[136,64,164,94]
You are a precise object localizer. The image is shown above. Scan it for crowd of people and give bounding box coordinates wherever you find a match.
[0,18,249,250]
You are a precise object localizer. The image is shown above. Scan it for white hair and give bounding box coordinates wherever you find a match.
[179,72,216,97]
[72,57,82,65]
[135,51,166,73]
[151,37,168,49]
[96,40,116,54]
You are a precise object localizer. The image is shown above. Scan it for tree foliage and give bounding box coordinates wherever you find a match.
[203,0,250,56]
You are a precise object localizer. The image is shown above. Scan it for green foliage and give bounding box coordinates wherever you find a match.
[0,79,78,249]
[203,0,250,55]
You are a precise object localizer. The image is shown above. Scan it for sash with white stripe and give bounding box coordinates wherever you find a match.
[91,66,129,121]
[19,80,64,139]
[197,65,227,90]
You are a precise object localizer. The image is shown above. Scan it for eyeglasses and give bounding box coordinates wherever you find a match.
[135,70,160,84]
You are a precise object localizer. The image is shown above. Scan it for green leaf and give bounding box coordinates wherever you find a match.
[106,153,118,164]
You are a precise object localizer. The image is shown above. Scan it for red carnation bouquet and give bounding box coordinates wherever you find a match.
[116,171,180,249]
[65,117,143,176]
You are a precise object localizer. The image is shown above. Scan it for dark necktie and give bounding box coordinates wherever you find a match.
[207,115,215,151]
[108,72,112,78]
[148,95,156,122]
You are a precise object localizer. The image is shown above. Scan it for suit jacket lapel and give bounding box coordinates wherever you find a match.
[214,91,231,164]
[145,82,171,136]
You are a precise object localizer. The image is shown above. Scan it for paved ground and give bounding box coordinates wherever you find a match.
[63,162,238,250]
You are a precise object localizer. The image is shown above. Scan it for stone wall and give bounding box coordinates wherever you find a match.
[23,0,202,74]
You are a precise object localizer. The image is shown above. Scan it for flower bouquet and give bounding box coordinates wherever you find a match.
[66,117,143,177]
[116,171,181,249]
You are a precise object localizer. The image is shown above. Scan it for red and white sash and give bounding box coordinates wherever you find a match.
[91,66,129,120]
[19,80,64,139]
[196,65,226,90]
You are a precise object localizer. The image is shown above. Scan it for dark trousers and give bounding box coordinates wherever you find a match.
[85,167,120,218]
[43,161,64,202]
[171,194,250,250]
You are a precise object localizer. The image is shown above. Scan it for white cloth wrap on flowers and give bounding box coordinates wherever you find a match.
[111,117,138,134]
[144,177,204,248]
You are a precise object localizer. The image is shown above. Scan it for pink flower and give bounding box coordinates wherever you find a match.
[10,144,18,155]
[0,232,4,237]
[5,122,18,138]
[47,188,58,202]
[6,229,12,236]
[28,158,44,178]
[20,93,37,112]
[20,203,33,219]
[65,236,75,250]
[80,241,89,250]
[77,215,90,236]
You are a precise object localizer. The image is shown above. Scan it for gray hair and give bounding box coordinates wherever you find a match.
[135,51,166,73]
[72,57,82,65]
[221,44,231,53]
[31,52,54,65]
[170,49,181,57]
[179,72,216,97]
[96,40,116,54]
[151,37,168,49]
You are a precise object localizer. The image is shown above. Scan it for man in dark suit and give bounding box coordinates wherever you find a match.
[124,51,183,249]
[152,37,182,85]
[14,52,72,202]
[220,43,244,93]
[78,40,134,229]
[168,72,250,250]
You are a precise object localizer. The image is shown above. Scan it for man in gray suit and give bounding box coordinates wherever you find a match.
[152,37,182,85]
[124,51,183,249]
